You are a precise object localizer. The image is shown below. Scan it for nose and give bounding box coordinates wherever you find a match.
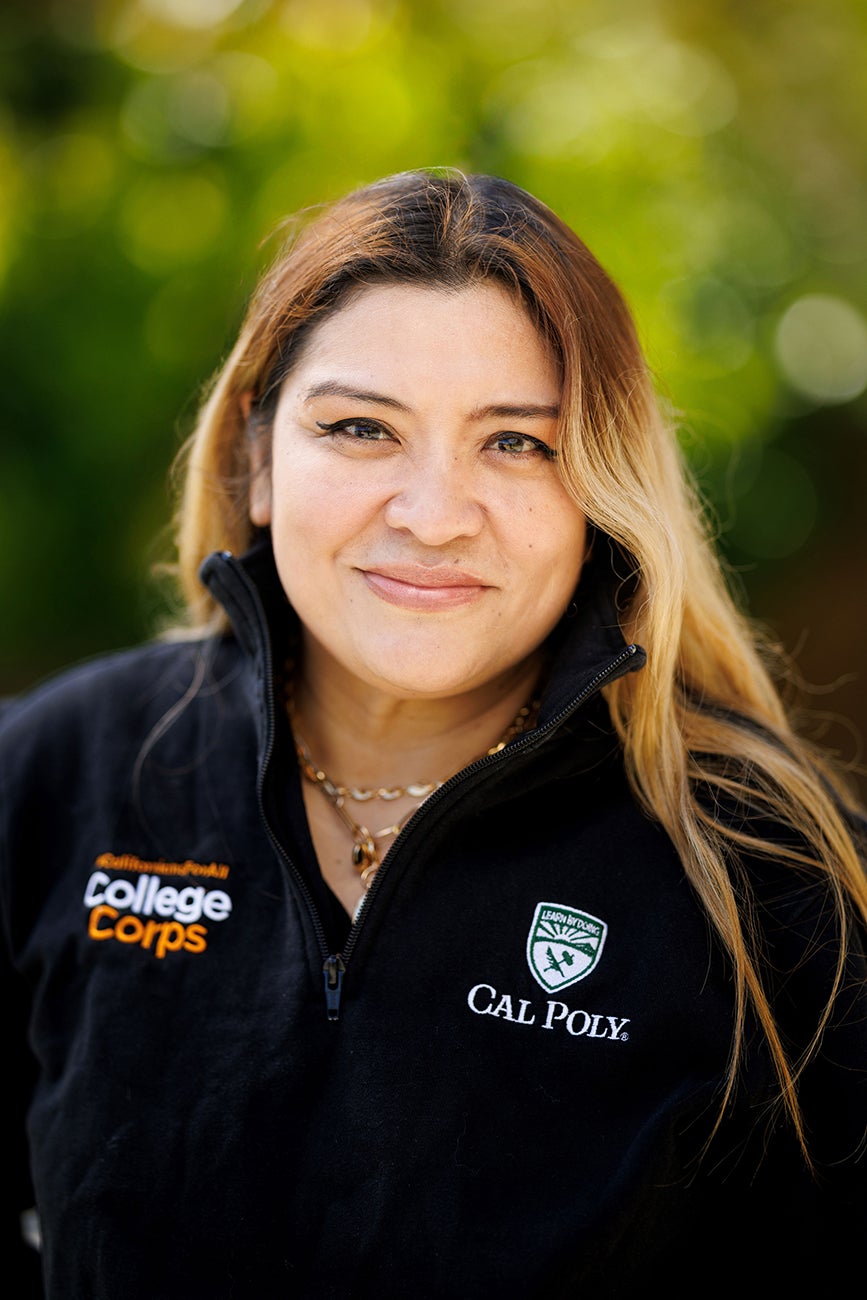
[383,452,485,545]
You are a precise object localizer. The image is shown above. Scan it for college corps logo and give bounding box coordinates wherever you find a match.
[526,902,608,992]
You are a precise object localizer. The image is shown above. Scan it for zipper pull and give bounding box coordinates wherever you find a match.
[322,954,346,1021]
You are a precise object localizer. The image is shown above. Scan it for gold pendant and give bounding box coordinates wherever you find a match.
[352,836,377,871]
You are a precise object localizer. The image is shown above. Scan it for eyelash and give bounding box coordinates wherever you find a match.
[314,419,558,461]
[316,418,390,442]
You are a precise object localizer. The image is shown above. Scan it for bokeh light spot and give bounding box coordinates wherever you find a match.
[211,52,280,141]
[633,40,738,137]
[139,0,247,29]
[488,59,622,163]
[122,70,231,159]
[167,70,231,146]
[774,294,867,405]
[279,0,391,51]
[0,131,22,289]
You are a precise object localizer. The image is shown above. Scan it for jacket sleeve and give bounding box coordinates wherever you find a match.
[0,701,45,1297]
[759,852,867,1200]
[705,763,867,1193]
[1,947,44,1297]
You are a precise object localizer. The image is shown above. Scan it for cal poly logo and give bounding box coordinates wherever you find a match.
[526,902,607,992]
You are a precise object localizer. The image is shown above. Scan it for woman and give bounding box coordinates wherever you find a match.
[3,169,866,1298]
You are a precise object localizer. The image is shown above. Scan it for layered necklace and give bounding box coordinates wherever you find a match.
[282,661,539,891]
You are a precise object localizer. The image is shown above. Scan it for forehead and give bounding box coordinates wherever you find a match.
[284,280,559,396]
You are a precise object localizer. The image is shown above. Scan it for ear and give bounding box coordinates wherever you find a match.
[241,392,273,527]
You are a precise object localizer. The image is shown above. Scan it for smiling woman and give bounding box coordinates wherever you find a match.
[2,169,866,1298]
[247,280,588,912]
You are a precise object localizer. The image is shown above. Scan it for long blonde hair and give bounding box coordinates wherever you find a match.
[171,169,867,1159]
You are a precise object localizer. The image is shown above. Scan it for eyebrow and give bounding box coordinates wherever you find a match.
[303,381,559,421]
[469,402,560,421]
[303,381,410,410]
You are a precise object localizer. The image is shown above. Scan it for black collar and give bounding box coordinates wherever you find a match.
[199,530,645,736]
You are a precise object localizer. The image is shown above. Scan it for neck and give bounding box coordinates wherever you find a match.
[289,650,544,790]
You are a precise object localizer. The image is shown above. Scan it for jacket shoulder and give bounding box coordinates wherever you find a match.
[0,637,243,774]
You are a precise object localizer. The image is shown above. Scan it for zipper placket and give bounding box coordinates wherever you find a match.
[216,555,344,1017]
[217,553,641,1024]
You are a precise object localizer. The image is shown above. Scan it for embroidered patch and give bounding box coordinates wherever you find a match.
[82,852,234,960]
[526,902,607,992]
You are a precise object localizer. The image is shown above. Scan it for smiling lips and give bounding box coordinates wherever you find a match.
[360,563,490,611]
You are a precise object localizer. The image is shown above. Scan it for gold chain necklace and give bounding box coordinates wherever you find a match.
[294,729,441,803]
[282,661,539,890]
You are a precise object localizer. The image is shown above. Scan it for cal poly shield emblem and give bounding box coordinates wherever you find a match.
[526,902,607,992]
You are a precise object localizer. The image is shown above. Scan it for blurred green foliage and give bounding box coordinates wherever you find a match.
[1,0,866,783]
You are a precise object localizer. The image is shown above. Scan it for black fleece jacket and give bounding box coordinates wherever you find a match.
[2,539,866,1299]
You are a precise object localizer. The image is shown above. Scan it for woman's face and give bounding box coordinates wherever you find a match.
[250,280,589,700]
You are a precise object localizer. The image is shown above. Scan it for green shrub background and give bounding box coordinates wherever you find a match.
[2,0,865,793]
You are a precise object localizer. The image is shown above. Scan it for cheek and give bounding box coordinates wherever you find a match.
[270,455,333,529]
[521,498,588,588]
[269,457,380,565]
[275,442,373,504]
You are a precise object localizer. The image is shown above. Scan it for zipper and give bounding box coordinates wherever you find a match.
[323,954,346,1017]
[214,554,348,1019]
[212,553,642,1024]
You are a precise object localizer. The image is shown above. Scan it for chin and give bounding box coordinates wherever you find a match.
[365,667,486,699]
[355,649,521,700]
